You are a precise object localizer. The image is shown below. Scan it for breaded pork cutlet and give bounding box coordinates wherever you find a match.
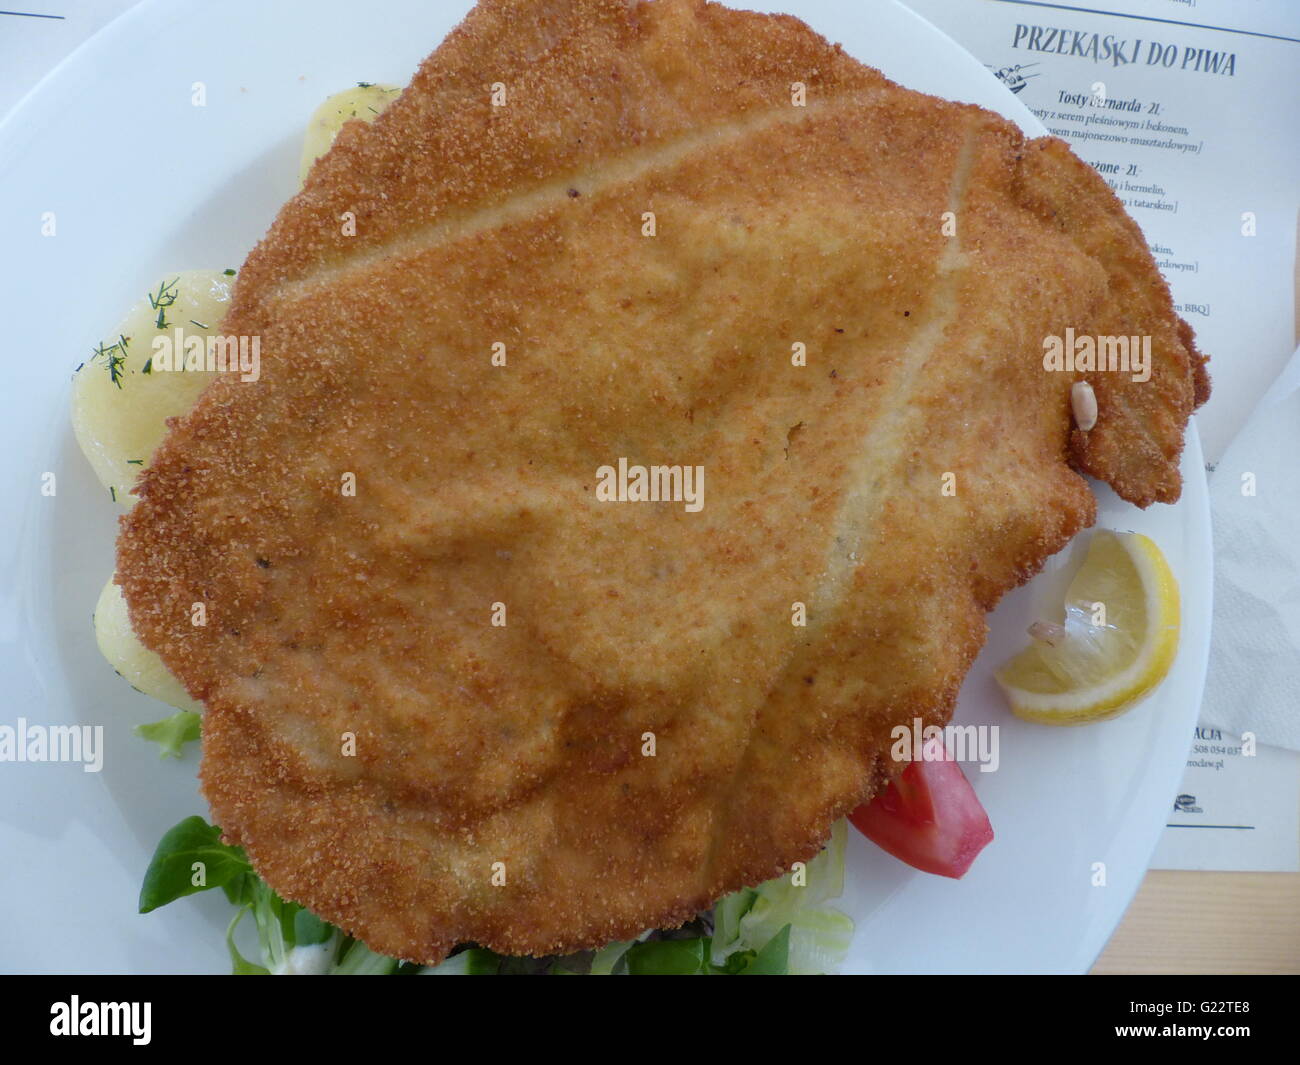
[117,0,1208,962]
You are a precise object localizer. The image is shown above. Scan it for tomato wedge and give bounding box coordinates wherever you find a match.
[849,735,993,878]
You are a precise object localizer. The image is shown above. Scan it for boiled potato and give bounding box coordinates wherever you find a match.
[94,577,202,713]
[71,269,233,506]
[80,83,403,710]
[299,83,402,184]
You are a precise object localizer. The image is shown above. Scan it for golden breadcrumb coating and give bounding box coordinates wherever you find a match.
[117,0,1207,962]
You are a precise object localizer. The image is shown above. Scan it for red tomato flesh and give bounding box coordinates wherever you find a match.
[849,735,994,878]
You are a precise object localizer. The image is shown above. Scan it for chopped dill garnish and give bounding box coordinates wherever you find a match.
[142,357,153,374]
[149,277,181,308]
[357,81,373,88]
[92,335,130,388]
[127,459,144,466]
[223,268,236,276]
[148,276,181,329]
[190,320,209,330]
[109,486,117,502]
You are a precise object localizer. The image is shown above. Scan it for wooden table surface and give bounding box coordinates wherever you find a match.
[1091,870,1300,974]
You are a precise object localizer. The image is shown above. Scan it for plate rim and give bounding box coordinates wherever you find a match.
[0,0,1213,975]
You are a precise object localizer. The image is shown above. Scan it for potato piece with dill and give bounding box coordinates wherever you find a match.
[94,577,202,713]
[71,269,233,506]
[299,82,402,184]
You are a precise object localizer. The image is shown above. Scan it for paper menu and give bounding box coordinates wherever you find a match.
[900,0,1300,465]
[1151,731,1300,872]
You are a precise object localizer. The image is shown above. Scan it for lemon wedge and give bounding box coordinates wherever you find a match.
[996,530,1180,724]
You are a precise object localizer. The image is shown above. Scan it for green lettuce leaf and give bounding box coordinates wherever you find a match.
[135,710,201,759]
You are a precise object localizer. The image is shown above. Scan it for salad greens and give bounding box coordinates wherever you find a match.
[141,813,853,975]
[138,816,253,913]
[135,710,202,759]
[141,816,408,975]
[711,819,855,975]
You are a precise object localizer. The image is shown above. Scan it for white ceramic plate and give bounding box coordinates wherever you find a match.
[0,0,1210,974]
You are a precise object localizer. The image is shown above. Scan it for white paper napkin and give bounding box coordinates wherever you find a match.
[1200,346,1300,751]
